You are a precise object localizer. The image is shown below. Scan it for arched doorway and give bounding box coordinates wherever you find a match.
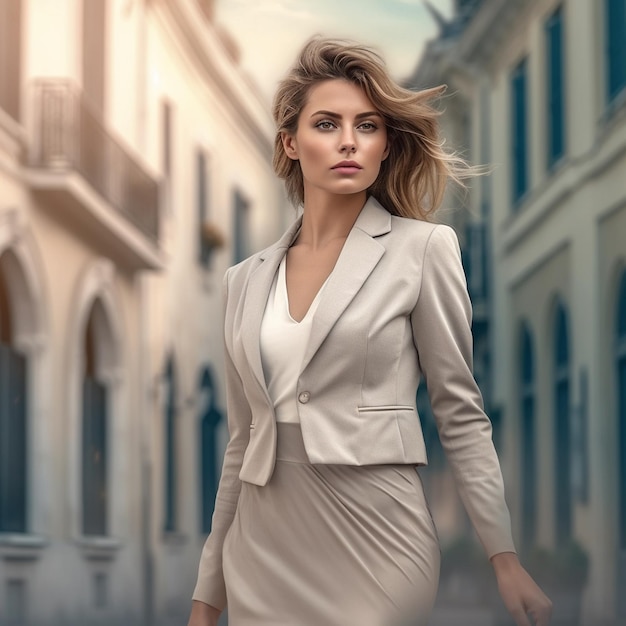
[164,356,177,533]
[0,252,27,532]
[82,299,112,536]
[520,322,537,551]
[199,367,222,533]
[615,269,626,617]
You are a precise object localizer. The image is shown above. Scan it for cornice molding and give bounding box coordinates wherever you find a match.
[455,0,534,67]
[150,0,273,160]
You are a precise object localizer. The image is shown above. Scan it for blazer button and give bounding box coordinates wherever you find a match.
[298,391,310,404]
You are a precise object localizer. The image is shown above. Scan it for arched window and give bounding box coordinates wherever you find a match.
[519,322,537,551]
[615,270,626,556]
[553,301,572,543]
[82,300,109,536]
[164,356,177,532]
[199,367,222,534]
[0,254,27,532]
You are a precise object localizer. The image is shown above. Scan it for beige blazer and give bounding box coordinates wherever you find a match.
[193,197,515,609]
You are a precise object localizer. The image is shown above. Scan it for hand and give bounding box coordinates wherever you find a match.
[187,599,222,626]
[491,552,552,626]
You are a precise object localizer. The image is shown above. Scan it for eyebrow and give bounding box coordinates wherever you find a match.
[309,110,382,119]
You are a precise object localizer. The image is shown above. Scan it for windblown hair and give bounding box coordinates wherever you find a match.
[272,37,471,221]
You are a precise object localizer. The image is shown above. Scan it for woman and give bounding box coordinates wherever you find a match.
[188,38,552,626]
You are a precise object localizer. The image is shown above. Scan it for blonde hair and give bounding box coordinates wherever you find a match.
[272,37,470,221]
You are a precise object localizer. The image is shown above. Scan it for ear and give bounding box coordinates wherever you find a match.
[281,132,299,161]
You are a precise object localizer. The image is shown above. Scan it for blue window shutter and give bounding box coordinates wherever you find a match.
[0,345,27,532]
[607,0,626,102]
[546,6,566,167]
[511,58,529,204]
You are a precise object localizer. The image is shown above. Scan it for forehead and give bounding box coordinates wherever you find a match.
[302,79,378,114]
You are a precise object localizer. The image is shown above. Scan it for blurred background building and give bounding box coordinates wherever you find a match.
[410,1,626,625]
[0,0,287,624]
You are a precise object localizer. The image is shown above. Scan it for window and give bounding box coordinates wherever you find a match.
[164,357,177,532]
[553,301,572,544]
[197,150,211,266]
[511,58,529,205]
[546,6,566,167]
[519,322,537,551]
[199,367,222,533]
[5,579,26,625]
[162,100,173,180]
[82,303,108,536]
[465,222,488,304]
[0,258,27,533]
[606,0,626,103]
[233,189,250,264]
[0,0,22,121]
[93,572,109,609]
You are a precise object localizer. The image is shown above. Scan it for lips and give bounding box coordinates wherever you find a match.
[331,160,362,174]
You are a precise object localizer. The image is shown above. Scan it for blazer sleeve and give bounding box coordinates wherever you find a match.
[192,268,251,609]
[410,224,516,558]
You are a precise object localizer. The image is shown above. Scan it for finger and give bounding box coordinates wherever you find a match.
[509,606,532,626]
[530,604,553,626]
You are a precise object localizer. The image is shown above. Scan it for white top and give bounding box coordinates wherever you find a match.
[260,255,329,423]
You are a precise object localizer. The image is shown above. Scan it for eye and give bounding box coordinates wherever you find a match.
[358,121,378,131]
[315,120,336,130]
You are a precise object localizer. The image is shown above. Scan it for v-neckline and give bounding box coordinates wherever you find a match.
[280,255,329,324]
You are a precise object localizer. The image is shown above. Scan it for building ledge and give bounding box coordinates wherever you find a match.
[75,536,123,561]
[0,533,48,561]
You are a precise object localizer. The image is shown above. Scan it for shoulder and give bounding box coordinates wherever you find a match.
[223,247,266,293]
[387,215,461,256]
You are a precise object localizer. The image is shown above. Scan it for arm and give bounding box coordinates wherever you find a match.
[189,269,252,616]
[410,225,551,625]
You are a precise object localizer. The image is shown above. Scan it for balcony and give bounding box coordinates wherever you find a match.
[25,79,163,271]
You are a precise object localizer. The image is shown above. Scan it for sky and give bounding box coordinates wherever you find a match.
[216,0,455,103]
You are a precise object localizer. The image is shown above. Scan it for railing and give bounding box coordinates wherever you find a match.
[30,80,160,242]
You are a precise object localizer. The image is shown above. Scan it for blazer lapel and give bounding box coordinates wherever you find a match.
[300,197,391,373]
[240,217,302,398]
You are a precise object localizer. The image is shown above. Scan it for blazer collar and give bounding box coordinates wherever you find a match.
[241,196,391,398]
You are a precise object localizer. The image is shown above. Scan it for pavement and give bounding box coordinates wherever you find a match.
[429,606,495,625]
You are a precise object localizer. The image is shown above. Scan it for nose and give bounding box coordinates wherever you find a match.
[339,128,356,153]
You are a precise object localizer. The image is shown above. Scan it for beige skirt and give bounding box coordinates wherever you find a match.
[223,423,440,626]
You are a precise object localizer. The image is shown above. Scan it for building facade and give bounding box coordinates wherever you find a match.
[410,0,626,624]
[0,1,287,624]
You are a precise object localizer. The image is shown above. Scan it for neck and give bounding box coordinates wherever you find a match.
[297,189,367,250]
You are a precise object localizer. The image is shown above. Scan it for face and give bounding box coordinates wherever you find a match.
[281,79,389,201]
